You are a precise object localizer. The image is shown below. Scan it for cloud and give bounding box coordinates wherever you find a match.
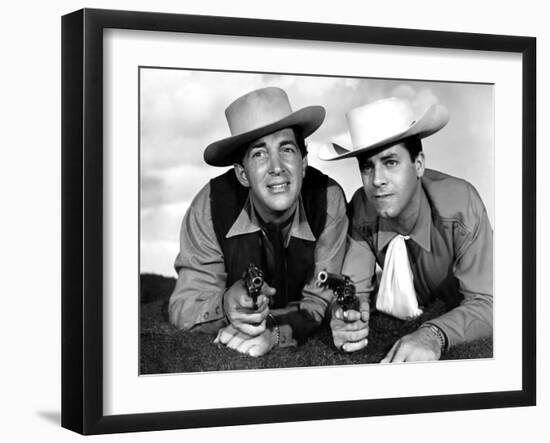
[141,163,221,209]
[139,69,494,275]
[140,200,191,244]
[140,240,179,277]
[389,83,439,114]
[390,84,416,99]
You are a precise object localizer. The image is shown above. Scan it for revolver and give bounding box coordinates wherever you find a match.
[315,270,360,312]
[242,263,265,310]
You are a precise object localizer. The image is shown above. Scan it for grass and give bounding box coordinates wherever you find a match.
[140,274,492,374]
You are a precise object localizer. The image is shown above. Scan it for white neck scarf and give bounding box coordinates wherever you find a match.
[376,234,422,320]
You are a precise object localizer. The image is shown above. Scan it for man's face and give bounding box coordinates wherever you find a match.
[234,128,307,223]
[359,142,424,222]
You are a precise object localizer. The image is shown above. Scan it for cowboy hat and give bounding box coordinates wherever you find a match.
[204,87,325,167]
[318,97,449,161]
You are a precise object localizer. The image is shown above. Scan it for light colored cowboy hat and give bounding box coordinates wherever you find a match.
[204,87,325,167]
[318,97,449,161]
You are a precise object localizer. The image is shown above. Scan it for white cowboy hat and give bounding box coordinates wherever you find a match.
[318,97,449,161]
[204,87,325,166]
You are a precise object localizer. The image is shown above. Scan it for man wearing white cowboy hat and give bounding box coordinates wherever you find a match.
[169,86,349,357]
[320,97,493,362]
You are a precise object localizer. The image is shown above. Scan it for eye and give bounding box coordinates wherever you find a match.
[281,144,298,154]
[385,159,398,167]
[249,148,266,159]
[360,163,373,172]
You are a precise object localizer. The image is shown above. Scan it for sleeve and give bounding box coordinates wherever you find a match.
[272,179,349,346]
[427,186,493,349]
[168,183,229,333]
[342,228,377,299]
[341,187,377,298]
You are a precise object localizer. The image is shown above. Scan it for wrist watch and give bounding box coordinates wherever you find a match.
[420,323,447,352]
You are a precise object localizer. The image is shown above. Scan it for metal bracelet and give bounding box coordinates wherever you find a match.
[421,323,447,352]
[267,313,280,347]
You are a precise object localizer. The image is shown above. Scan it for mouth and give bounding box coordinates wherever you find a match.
[267,182,290,193]
[374,193,393,200]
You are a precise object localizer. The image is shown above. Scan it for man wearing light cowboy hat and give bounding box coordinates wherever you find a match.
[320,97,493,362]
[169,86,348,357]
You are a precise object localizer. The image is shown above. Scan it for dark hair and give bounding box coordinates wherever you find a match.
[293,127,308,157]
[237,127,307,165]
[402,135,423,161]
[357,135,423,168]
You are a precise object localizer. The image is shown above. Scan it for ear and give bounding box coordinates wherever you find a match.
[301,154,308,178]
[415,151,425,179]
[233,163,250,188]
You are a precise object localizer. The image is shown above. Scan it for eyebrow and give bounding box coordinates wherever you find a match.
[248,139,297,150]
[360,152,397,165]
[379,153,398,161]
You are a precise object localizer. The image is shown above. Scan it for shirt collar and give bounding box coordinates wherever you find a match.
[225,194,316,244]
[377,187,432,253]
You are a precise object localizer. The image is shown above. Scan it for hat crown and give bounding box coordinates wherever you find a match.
[347,97,416,149]
[226,87,293,136]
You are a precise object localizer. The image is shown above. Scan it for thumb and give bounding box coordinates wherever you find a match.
[262,283,277,297]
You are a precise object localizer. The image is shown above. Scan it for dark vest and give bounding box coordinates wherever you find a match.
[210,166,328,308]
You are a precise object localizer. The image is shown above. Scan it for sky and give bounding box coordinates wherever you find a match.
[140,69,494,277]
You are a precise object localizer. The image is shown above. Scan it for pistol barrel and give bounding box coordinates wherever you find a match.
[316,270,329,287]
[249,275,263,290]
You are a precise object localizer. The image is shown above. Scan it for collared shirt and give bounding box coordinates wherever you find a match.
[168,176,348,345]
[226,193,316,245]
[344,169,493,348]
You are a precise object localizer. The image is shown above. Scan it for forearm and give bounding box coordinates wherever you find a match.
[168,282,226,331]
[436,188,493,349]
[169,183,230,331]
[426,291,493,349]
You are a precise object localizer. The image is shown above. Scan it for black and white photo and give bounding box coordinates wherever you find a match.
[139,68,495,373]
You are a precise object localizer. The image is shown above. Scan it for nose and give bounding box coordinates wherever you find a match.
[268,152,284,175]
[372,164,386,187]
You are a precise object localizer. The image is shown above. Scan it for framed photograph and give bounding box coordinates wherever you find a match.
[62,8,536,435]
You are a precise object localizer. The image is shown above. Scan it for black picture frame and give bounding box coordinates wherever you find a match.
[61,8,536,435]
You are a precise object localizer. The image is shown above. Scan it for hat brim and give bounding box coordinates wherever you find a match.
[319,103,449,161]
[204,105,326,166]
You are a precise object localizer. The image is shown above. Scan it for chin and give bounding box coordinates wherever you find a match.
[265,196,296,214]
[377,208,397,219]
[267,201,293,213]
